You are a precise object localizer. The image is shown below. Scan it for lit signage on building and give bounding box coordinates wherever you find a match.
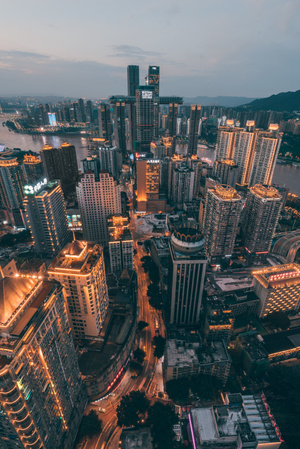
[48,113,57,127]
[141,91,153,100]
[23,178,48,195]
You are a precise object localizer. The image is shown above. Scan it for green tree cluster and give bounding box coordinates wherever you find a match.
[166,373,222,403]
[77,410,102,441]
[152,335,166,359]
[137,320,149,332]
[0,230,31,247]
[117,391,150,428]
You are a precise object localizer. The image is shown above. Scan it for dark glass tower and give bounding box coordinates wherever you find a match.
[112,101,127,159]
[98,103,112,144]
[188,104,201,155]
[136,86,154,152]
[127,65,139,96]
[146,66,160,97]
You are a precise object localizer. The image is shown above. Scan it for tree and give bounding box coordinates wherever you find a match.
[147,283,160,297]
[116,391,150,428]
[137,320,149,332]
[148,293,163,311]
[130,360,142,377]
[78,410,102,441]
[153,336,166,359]
[133,347,146,364]
[147,402,178,449]
[191,374,222,402]
[267,311,290,330]
[166,378,189,402]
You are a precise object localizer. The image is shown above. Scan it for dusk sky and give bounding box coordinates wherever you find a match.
[1,0,299,99]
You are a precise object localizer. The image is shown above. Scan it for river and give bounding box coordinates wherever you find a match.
[1,118,300,196]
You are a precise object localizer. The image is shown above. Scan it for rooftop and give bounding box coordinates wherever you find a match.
[250,184,281,200]
[253,263,300,289]
[120,428,153,449]
[213,274,253,293]
[48,241,102,274]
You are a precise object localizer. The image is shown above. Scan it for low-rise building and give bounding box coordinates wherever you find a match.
[164,338,231,384]
[120,428,153,449]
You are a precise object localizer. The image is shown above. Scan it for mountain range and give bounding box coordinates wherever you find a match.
[183,96,257,107]
[240,90,300,112]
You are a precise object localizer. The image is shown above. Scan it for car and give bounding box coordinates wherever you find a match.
[98,407,106,413]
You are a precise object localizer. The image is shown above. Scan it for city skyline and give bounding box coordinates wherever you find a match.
[0,1,300,98]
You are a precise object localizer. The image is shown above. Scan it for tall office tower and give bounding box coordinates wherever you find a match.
[176,117,182,135]
[253,264,300,318]
[249,124,282,187]
[76,171,121,245]
[136,86,155,152]
[128,102,137,152]
[213,159,238,188]
[40,144,60,180]
[167,103,178,151]
[23,154,44,183]
[136,158,160,211]
[24,179,69,257]
[108,214,133,276]
[58,142,79,189]
[0,156,26,226]
[159,157,170,196]
[86,99,94,123]
[242,185,282,258]
[78,98,86,122]
[98,103,112,144]
[127,65,139,96]
[203,185,242,262]
[146,66,160,96]
[188,155,202,198]
[48,241,109,339]
[171,165,195,207]
[188,104,201,154]
[0,278,86,449]
[169,227,207,325]
[98,145,121,179]
[161,115,168,130]
[112,101,127,159]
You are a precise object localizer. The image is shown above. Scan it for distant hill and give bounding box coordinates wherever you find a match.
[241,90,300,112]
[183,96,257,107]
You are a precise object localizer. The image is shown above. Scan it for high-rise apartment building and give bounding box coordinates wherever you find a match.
[242,185,282,258]
[76,171,121,245]
[23,154,44,183]
[48,240,109,339]
[0,278,86,449]
[169,227,207,325]
[171,165,195,207]
[146,66,160,97]
[136,158,160,212]
[231,121,256,185]
[213,159,238,188]
[188,155,202,198]
[127,65,139,96]
[203,185,242,262]
[23,179,70,257]
[0,155,26,226]
[215,120,236,161]
[188,104,201,154]
[112,101,127,158]
[249,125,282,186]
[253,264,300,317]
[136,86,155,152]
[108,214,133,276]
[40,143,78,191]
[98,145,121,179]
[98,103,112,144]
[167,103,178,138]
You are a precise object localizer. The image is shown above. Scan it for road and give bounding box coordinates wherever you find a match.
[84,186,161,449]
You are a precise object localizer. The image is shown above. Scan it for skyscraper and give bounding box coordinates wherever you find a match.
[98,145,121,179]
[136,86,155,152]
[23,154,44,183]
[24,179,70,257]
[146,66,160,97]
[0,278,86,449]
[167,103,178,137]
[108,214,133,276]
[98,103,112,144]
[249,124,282,186]
[40,144,60,180]
[242,185,282,258]
[76,171,121,245]
[171,165,195,207]
[213,159,238,188]
[0,155,26,226]
[48,240,109,339]
[188,104,201,154]
[136,157,160,212]
[169,226,207,325]
[112,101,127,158]
[127,65,139,96]
[203,184,242,262]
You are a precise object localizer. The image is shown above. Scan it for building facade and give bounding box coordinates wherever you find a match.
[24,179,69,257]
[188,105,201,155]
[136,86,155,152]
[203,185,242,262]
[127,65,139,97]
[48,240,109,339]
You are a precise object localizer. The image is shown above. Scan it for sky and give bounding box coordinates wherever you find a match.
[0,0,299,99]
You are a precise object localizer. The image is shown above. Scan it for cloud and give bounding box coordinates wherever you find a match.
[110,45,165,60]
